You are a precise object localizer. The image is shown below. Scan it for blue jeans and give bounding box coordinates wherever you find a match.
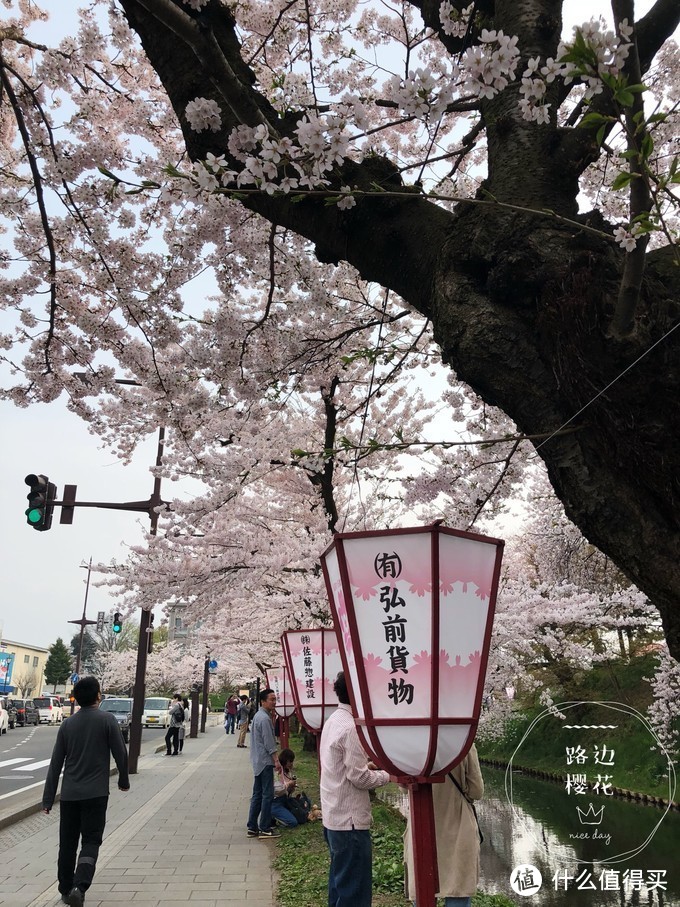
[324,827,372,907]
[271,796,298,827]
[225,713,236,733]
[247,765,274,832]
[414,900,470,907]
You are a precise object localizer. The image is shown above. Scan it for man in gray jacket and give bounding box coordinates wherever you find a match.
[246,688,280,838]
[42,676,129,907]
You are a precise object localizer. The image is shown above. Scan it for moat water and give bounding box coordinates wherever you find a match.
[379,765,679,905]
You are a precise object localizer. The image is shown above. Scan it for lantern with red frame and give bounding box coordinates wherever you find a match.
[266,664,295,748]
[320,522,503,907]
[281,628,341,736]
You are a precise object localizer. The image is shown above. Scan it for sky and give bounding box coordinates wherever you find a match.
[0,0,672,654]
[0,400,162,649]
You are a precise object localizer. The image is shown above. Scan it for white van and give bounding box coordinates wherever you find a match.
[33,695,64,724]
[142,696,172,728]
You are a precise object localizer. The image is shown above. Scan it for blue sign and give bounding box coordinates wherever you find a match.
[71,673,79,683]
[0,653,14,691]
[209,660,218,670]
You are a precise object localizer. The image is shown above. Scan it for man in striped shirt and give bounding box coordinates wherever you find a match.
[320,671,390,907]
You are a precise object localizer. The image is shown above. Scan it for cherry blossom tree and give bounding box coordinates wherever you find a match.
[0,0,679,659]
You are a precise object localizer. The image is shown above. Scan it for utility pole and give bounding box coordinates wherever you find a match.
[127,426,164,774]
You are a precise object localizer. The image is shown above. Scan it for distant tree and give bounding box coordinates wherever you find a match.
[12,671,39,698]
[44,638,73,691]
[69,631,99,667]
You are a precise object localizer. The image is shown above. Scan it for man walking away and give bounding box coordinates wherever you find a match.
[236,695,250,747]
[42,676,129,907]
[320,671,390,907]
[165,694,184,755]
[246,688,280,838]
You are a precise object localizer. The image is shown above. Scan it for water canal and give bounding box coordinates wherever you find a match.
[379,765,679,905]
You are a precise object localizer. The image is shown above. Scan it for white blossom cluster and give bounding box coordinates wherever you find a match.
[518,18,633,124]
[185,97,223,133]
[438,1,474,39]
[387,29,520,121]
[184,118,356,207]
[181,0,210,9]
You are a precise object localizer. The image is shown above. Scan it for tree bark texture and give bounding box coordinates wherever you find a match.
[119,0,680,659]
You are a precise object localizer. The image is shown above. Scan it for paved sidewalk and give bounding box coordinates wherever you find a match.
[0,727,278,907]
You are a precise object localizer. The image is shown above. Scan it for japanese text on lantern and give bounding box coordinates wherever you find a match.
[375,551,414,706]
[301,634,315,700]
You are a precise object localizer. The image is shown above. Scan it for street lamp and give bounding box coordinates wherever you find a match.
[320,522,503,907]
[266,664,295,749]
[281,628,341,737]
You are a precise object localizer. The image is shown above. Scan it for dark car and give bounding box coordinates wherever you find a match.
[11,698,40,727]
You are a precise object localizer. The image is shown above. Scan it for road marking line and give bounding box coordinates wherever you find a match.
[14,759,51,771]
[0,758,31,769]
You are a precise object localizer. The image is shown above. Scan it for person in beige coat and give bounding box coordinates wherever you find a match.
[403,744,484,907]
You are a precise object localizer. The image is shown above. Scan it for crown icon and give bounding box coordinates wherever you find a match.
[576,802,605,826]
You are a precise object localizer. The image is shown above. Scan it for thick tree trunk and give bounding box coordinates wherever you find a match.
[119,0,680,660]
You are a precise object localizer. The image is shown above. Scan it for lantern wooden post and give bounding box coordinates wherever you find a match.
[321,522,503,907]
[409,783,439,903]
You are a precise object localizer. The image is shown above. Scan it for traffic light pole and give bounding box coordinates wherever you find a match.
[67,558,97,716]
[127,426,164,775]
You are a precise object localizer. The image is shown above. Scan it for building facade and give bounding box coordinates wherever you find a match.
[0,639,49,696]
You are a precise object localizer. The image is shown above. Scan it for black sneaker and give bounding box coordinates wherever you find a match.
[246,828,258,838]
[258,827,281,838]
[67,888,84,907]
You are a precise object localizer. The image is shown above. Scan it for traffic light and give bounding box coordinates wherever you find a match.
[112,612,123,634]
[24,474,57,531]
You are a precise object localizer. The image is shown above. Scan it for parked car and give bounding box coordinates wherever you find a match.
[142,696,172,729]
[33,695,64,724]
[0,697,13,731]
[10,698,40,727]
[0,696,17,729]
[99,697,133,743]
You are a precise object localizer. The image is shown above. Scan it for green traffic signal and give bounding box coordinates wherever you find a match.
[112,612,122,634]
[24,473,57,531]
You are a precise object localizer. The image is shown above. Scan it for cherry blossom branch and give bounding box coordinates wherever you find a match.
[0,61,58,375]
[131,0,279,134]
[608,4,652,338]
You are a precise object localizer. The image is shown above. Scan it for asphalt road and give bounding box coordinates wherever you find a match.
[0,723,170,804]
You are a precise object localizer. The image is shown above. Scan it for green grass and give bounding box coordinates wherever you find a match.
[273,746,516,907]
[478,655,675,799]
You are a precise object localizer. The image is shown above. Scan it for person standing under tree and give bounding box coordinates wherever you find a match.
[178,698,190,753]
[165,694,184,756]
[236,695,250,748]
[225,694,239,734]
[42,676,129,907]
[403,744,484,907]
[246,688,280,838]
[320,671,390,907]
